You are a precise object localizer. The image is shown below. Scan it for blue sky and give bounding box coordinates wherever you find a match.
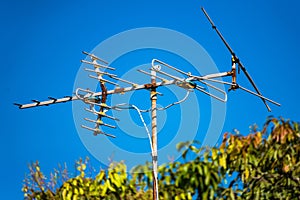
[1,0,300,199]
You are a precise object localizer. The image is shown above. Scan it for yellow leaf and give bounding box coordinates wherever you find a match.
[79,188,84,195]
[74,188,79,194]
[96,171,105,182]
[67,191,72,200]
[112,173,122,187]
[101,184,108,197]
[72,194,78,200]
[62,189,67,200]
[66,183,70,191]
[106,179,116,192]
[245,168,249,180]
[219,154,227,169]
[72,179,77,186]
[212,148,218,160]
[180,193,186,199]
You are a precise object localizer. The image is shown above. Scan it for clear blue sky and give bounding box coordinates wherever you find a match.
[1,0,300,199]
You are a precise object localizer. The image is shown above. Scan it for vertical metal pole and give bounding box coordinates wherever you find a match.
[151,69,158,200]
[231,56,237,86]
[230,56,238,90]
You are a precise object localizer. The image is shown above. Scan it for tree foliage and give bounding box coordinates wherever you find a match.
[23,117,300,199]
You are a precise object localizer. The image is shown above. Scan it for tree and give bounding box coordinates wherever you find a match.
[22,117,300,199]
[218,117,300,199]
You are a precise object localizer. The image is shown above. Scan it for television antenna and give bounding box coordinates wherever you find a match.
[14,8,280,200]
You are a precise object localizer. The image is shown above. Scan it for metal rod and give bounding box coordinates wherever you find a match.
[238,85,281,106]
[83,101,112,109]
[152,59,191,77]
[151,68,159,200]
[84,68,117,77]
[109,76,138,87]
[84,108,119,121]
[198,80,227,102]
[200,77,233,86]
[82,51,109,64]
[81,60,115,70]
[153,68,183,82]
[81,125,116,138]
[137,69,168,82]
[154,69,202,90]
[195,85,227,102]
[193,71,231,80]
[201,8,236,57]
[202,78,281,106]
[84,118,116,129]
[88,75,120,86]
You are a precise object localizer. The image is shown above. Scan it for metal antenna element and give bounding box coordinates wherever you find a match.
[150,59,228,102]
[82,51,109,64]
[201,7,280,111]
[77,52,120,137]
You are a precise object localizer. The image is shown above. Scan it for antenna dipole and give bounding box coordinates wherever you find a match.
[201,7,277,111]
